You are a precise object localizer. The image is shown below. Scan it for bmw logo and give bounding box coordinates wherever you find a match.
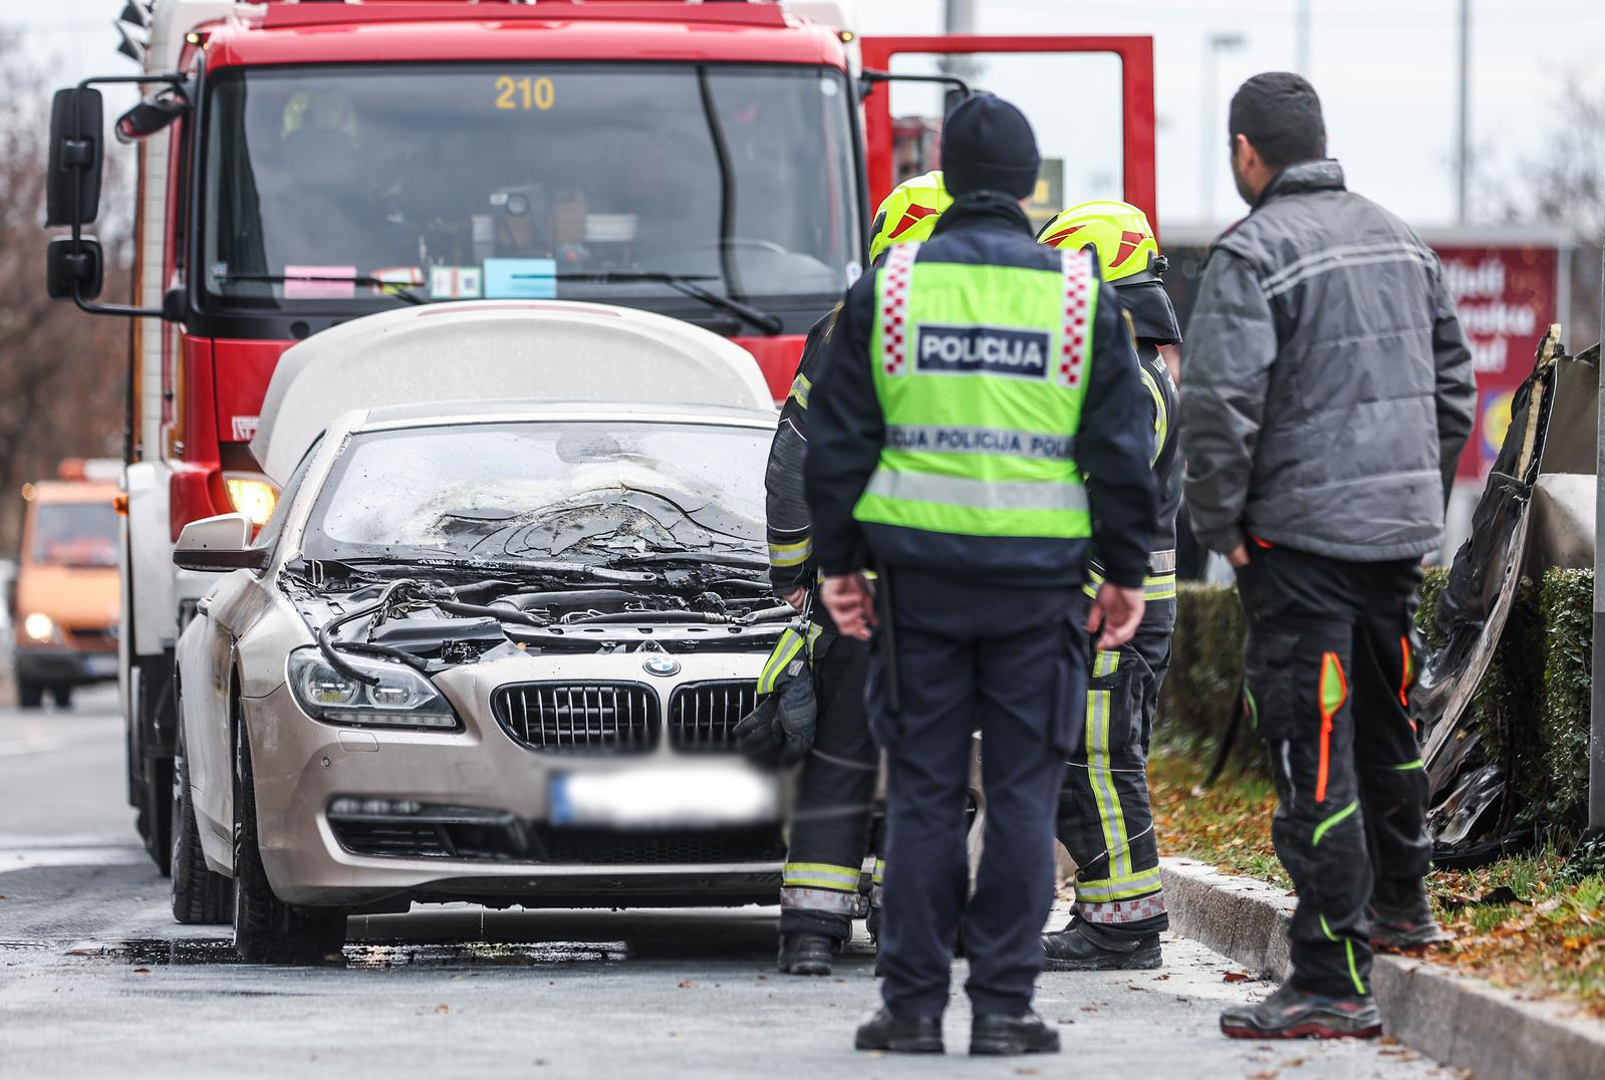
[642,656,681,678]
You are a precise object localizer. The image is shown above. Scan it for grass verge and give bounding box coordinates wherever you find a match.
[1150,743,1605,1017]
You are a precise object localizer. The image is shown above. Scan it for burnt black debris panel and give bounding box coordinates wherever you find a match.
[317,578,420,686]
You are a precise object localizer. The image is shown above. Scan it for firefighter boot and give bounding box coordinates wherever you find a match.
[1220,983,1383,1040]
[778,932,836,976]
[1041,914,1161,971]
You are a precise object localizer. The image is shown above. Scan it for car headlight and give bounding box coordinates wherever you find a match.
[22,612,56,643]
[286,647,458,729]
[224,473,279,527]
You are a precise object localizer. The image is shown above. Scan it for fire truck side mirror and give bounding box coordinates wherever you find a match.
[46,236,104,302]
[115,86,191,144]
[46,87,105,228]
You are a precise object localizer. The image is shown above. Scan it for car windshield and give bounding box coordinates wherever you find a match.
[301,421,770,565]
[31,502,119,568]
[202,63,862,315]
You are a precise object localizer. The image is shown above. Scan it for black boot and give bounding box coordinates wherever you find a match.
[778,932,836,976]
[1219,983,1382,1040]
[854,1008,943,1053]
[970,1011,1061,1056]
[1041,916,1161,971]
[1368,895,1453,951]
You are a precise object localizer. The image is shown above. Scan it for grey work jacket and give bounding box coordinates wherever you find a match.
[1179,160,1477,562]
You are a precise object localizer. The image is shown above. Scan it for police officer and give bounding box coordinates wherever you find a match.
[804,95,1159,1056]
[745,172,954,977]
[1035,201,1183,971]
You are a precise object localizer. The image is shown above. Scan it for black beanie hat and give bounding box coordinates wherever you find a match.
[941,94,1041,199]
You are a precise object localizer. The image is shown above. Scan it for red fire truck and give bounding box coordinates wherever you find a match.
[43,0,1156,870]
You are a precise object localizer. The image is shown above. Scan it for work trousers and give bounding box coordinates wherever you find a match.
[1236,544,1431,999]
[779,635,881,943]
[1056,605,1174,938]
[871,571,1087,1019]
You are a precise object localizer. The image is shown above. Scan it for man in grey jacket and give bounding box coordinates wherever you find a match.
[1180,73,1476,1041]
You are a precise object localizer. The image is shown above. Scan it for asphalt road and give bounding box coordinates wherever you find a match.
[0,688,1454,1079]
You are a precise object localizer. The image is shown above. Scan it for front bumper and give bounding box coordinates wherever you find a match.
[14,645,119,686]
[241,650,782,910]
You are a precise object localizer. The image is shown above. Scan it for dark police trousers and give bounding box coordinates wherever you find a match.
[1236,543,1431,998]
[1056,602,1174,938]
[870,570,1087,1019]
[780,635,882,942]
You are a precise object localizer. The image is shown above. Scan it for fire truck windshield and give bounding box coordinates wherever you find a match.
[201,64,862,319]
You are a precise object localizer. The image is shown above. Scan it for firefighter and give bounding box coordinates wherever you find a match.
[805,94,1159,1056]
[1034,201,1182,971]
[738,172,955,978]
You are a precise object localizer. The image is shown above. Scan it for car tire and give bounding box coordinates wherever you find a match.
[51,684,73,708]
[171,737,230,924]
[232,721,347,964]
[18,679,43,710]
[142,752,174,878]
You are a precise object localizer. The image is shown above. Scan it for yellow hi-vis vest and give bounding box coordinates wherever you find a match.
[852,242,1098,541]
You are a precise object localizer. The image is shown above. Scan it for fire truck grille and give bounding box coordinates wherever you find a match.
[493,683,659,754]
[668,682,756,753]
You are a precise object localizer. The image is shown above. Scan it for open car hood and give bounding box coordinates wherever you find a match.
[249,300,775,485]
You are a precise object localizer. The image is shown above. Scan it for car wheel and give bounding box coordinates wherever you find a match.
[232,720,346,964]
[171,736,230,924]
[51,684,73,708]
[142,753,174,877]
[17,679,43,709]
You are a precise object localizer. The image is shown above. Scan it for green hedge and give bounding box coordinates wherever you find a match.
[1161,568,1594,830]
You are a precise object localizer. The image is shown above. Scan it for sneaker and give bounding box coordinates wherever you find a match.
[778,932,835,977]
[1219,983,1383,1040]
[969,1010,1061,1056]
[1041,917,1161,971]
[1368,899,1455,951]
[854,1008,943,1053]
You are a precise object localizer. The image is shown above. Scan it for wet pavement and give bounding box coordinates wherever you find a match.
[0,688,1454,1078]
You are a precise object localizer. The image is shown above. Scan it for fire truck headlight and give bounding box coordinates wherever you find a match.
[23,613,57,643]
[224,474,279,527]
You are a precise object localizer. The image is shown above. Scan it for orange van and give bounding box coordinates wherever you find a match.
[11,473,121,709]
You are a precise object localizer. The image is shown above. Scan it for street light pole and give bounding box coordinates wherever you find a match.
[1201,32,1247,225]
[1456,0,1471,224]
[1592,238,1605,837]
[1295,0,1311,76]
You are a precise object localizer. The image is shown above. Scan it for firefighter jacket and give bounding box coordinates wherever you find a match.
[764,309,839,595]
[804,192,1158,589]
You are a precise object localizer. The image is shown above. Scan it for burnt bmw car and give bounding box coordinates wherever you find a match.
[170,303,795,961]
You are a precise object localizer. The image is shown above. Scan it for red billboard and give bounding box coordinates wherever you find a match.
[1437,244,1560,481]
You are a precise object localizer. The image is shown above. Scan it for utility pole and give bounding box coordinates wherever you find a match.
[1456,0,1471,224]
[1295,0,1311,77]
[1201,32,1247,225]
[941,0,980,94]
[1592,238,1605,837]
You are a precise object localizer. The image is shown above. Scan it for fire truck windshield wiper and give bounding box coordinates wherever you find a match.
[556,272,783,335]
[213,271,426,305]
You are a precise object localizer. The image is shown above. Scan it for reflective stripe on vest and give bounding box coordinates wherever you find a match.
[854,243,1098,542]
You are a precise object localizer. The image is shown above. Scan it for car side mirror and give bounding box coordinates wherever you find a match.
[46,87,104,227]
[173,513,272,573]
[47,236,104,301]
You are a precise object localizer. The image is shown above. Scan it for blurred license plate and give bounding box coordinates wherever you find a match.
[83,654,118,677]
[550,765,778,828]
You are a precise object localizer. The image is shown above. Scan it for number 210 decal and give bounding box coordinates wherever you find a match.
[494,76,556,111]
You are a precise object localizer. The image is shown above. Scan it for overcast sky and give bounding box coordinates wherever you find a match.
[8,0,1605,230]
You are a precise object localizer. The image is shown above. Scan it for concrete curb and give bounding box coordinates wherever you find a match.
[1161,856,1605,1079]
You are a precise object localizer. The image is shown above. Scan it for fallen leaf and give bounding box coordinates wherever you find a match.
[1056,1017,1077,1024]
[1015,1068,1039,1076]
[435,1005,449,1014]
[1154,973,1170,980]
[132,967,150,974]
[1379,1035,1401,1045]
[1223,971,1251,983]
[1080,1004,1099,1012]
[1282,1058,1305,1067]
[678,980,697,989]
[1248,1071,1278,1079]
